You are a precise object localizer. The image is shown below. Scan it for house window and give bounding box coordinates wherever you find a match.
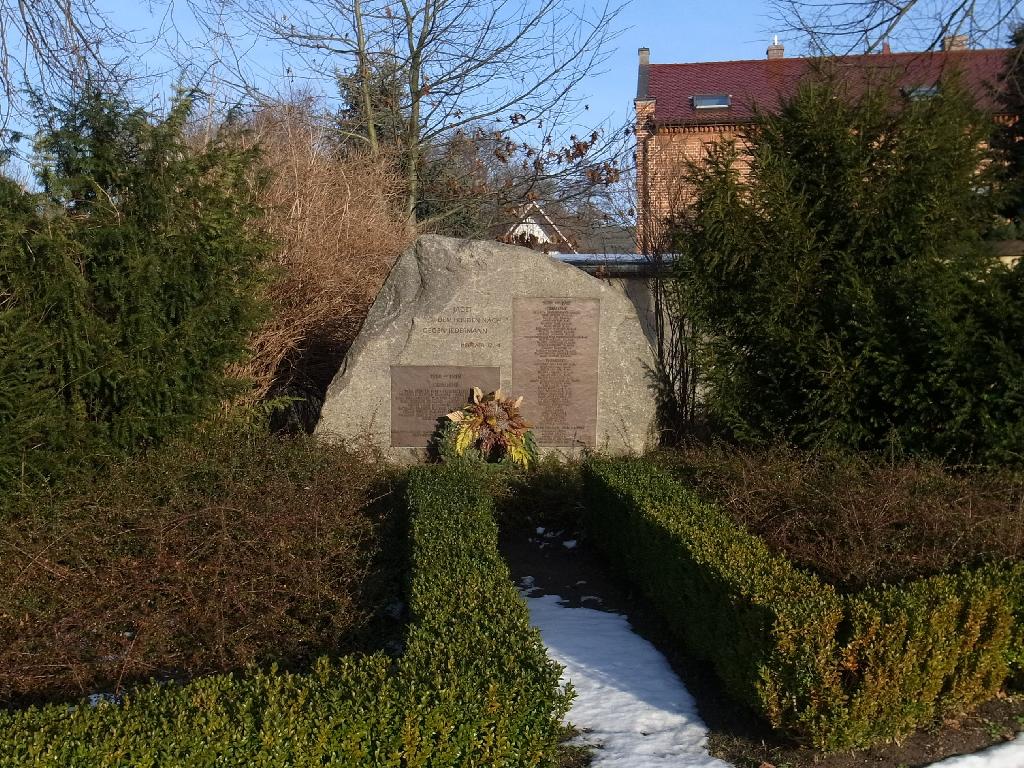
[692,94,731,109]
[902,85,940,100]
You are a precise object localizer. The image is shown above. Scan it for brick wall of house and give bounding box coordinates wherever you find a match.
[636,117,743,253]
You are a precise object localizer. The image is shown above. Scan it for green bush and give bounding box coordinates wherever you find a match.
[837,566,1018,745]
[670,67,1024,465]
[0,87,268,493]
[583,457,845,743]
[398,464,572,763]
[583,457,1021,750]
[0,464,570,766]
[0,178,88,490]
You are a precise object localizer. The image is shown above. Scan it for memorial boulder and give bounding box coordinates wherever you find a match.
[315,235,658,459]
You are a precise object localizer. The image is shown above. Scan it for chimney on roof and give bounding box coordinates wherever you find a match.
[881,40,892,54]
[942,33,969,50]
[767,35,784,59]
[637,47,651,100]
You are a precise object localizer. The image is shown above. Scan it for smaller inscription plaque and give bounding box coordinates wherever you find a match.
[390,365,501,447]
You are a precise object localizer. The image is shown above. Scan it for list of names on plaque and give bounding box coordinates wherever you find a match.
[512,298,599,447]
[390,365,501,447]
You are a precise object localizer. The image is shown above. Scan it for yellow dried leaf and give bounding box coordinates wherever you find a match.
[508,442,531,468]
[507,443,521,463]
[455,425,476,455]
[446,410,465,422]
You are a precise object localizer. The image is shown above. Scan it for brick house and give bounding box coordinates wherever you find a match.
[634,39,1010,253]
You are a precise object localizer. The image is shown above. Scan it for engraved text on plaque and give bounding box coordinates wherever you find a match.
[512,298,599,447]
[390,365,501,447]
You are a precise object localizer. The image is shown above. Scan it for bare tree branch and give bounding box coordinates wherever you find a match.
[209,0,626,222]
[0,0,132,132]
[769,0,1021,54]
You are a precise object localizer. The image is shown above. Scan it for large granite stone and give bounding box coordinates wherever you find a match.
[315,235,658,459]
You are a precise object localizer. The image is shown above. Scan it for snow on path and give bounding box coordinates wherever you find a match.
[925,734,1024,767]
[524,592,731,768]
[524,589,1024,768]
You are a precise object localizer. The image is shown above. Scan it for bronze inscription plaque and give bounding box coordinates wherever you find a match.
[512,298,599,447]
[390,365,501,447]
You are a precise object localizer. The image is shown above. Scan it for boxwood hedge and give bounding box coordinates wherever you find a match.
[0,464,570,767]
[583,456,1023,750]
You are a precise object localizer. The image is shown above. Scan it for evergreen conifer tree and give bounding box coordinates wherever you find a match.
[673,67,1024,464]
[0,88,269,492]
[0,178,85,491]
[994,26,1024,225]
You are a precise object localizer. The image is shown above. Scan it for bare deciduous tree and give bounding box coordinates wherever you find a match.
[0,0,130,130]
[770,0,1021,53]
[219,0,625,222]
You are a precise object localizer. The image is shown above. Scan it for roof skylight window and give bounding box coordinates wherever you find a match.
[902,84,940,100]
[692,94,731,109]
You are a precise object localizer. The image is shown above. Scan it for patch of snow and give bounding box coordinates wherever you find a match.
[925,734,1024,767]
[562,539,577,549]
[383,599,405,619]
[525,591,1024,768]
[86,693,116,707]
[536,527,546,535]
[517,575,540,596]
[580,595,603,605]
[525,593,731,767]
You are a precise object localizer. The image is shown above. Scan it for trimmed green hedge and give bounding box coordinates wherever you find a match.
[398,465,571,763]
[0,464,570,766]
[583,457,1022,750]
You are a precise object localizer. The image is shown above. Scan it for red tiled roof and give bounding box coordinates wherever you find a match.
[644,48,1010,126]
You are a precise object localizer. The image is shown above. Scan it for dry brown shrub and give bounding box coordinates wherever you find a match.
[229,99,412,399]
[0,422,402,708]
[659,444,1024,591]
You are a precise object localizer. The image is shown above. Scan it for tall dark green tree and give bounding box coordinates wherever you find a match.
[994,25,1024,224]
[0,88,269,492]
[0,177,82,490]
[672,68,1024,465]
